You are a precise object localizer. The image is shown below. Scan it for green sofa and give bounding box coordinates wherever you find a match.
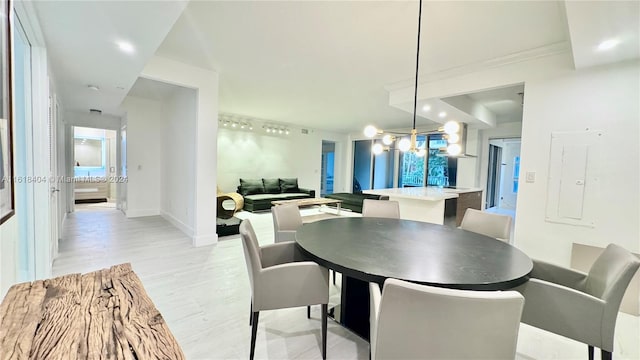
[237,178,315,212]
[324,192,389,213]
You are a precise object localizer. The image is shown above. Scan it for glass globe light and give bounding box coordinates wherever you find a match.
[447,133,460,143]
[364,125,378,138]
[398,138,411,152]
[372,143,384,155]
[382,134,394,145]
[443,121,460,135]
[447,143,462,156]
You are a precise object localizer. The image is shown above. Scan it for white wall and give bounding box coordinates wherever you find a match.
[0,218,18,296]
[218,124,349,196]
[121,96,163,217]
[515,60,640,264]
[160,87,197,235]
[141,56,219,246]
[65,111,122,131]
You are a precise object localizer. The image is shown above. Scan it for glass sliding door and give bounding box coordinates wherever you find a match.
[320,141,335,196]
[398,135,426,187]
[352,140,372,192]
[372,139,395,189]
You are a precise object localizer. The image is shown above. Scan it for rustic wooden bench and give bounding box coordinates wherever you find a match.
[0,263,184,359]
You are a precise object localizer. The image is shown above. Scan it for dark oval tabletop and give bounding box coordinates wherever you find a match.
[296,217,532,291]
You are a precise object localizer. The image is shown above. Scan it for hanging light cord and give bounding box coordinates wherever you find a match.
[412,0,423,131]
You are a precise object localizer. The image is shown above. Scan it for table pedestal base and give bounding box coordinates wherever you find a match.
[339,275,372,340]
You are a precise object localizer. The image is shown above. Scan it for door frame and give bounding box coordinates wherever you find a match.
[14,2,54,279]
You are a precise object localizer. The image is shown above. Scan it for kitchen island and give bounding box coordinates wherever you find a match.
[363,187,483,225]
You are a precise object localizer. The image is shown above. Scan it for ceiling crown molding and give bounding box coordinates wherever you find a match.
[385,41,572,92]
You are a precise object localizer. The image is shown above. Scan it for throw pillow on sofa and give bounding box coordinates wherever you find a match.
[262,178,281,193]
[279,178,300,193]
[239,178,265,196]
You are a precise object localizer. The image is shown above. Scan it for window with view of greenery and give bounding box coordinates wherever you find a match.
[398,135,426,187]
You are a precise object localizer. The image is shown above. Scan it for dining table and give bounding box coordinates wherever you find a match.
[295,217,533,339]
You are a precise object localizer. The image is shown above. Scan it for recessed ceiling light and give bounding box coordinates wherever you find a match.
[116,41,135,54]
[87,85,100,91]
[597,39,621,51]
[422,104,431,112]
[438,111,447,118]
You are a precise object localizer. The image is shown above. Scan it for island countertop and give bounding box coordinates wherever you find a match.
[363,187,483,201]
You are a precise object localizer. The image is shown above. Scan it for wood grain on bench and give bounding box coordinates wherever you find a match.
[0,263,184,360]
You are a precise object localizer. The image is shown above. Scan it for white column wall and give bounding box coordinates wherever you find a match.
[141,56,219,246]
[121,96,163,217]
[160,87,197,236]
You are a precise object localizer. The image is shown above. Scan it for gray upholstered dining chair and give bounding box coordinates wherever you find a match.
[271,203,303,243]
[271,203,338,284]
[362,199,400,219]
[240,220,329,360]
[460,208,512,242]
[515,243,640,360]
[369,278,524,360]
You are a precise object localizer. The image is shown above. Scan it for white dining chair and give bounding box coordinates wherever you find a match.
[362,199,400,219]
[271,203,303,243]
[240,219,329,360]
[369,278,524,360]
[460,208,512,242]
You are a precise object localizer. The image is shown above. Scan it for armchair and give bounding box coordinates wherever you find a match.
[239,220,329,360]
[515,243,640,360]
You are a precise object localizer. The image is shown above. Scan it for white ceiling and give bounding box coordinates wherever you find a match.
[32,1,639,133]
[444,84,525,125]
[155,1,569,132]
[128,77,181,102]
[565,1,640,69]
[33,1,187,116]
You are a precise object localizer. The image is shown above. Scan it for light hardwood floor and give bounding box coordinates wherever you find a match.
[53,207,639,360]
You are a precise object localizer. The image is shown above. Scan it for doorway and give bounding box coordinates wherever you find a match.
[486,138,521,215]
[320,141,335,196]
[73,126,118,211]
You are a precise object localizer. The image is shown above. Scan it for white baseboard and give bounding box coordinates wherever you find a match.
[193,233,218,247]
[160,210,195,238]
[125,209,160,218]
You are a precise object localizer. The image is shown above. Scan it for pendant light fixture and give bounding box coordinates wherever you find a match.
[364,0,462,157]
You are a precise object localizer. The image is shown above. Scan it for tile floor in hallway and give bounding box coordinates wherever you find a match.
[53,207,639,360]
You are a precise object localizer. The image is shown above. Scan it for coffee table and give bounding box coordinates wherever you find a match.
[271,197,342,214]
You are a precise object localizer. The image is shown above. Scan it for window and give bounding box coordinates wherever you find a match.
[398,135,426,187]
